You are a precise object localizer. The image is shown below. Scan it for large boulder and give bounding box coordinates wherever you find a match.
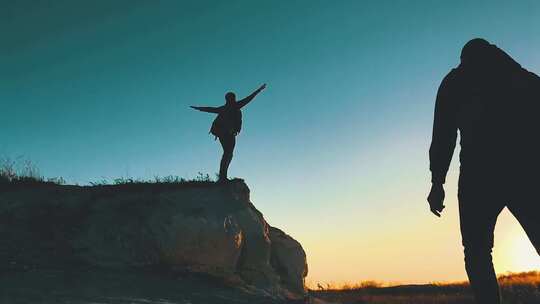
[0,179,307,298]
[269,227,309,294]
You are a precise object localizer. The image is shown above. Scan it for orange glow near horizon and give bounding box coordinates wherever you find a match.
[493,210,540,274]
[302,200,540,287]
[293,159,540,286]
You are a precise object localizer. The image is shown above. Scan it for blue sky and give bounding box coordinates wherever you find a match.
[1,0,540,283]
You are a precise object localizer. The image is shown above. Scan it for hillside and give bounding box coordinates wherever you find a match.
[0,179,308,303]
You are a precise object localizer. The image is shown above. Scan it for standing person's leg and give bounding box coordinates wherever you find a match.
[459,175,505,304]
[218,134,236,181]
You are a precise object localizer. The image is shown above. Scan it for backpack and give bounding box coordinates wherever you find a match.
[210,107,242,138]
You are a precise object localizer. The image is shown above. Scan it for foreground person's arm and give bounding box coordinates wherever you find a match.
[428,71,458,217]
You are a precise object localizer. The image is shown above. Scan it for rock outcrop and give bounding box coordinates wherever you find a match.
[0,179,307,299]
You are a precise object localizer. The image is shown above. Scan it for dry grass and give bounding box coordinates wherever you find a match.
[311,271,540,304]
[0,157,62,185]
[337,294,474,304]
[0,156,215,187]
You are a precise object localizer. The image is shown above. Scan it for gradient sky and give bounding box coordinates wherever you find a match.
[1,0,540,285]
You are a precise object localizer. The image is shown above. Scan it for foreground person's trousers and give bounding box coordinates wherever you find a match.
[458,173,540,304]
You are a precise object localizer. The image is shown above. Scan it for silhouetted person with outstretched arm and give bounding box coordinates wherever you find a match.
[428,38,540,304]
[191,84,266,182]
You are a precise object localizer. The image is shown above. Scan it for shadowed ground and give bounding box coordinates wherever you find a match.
[1,268,291,304]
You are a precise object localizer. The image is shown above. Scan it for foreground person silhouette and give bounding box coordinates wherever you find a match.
[191,84,266,182]
[428,38,540,304]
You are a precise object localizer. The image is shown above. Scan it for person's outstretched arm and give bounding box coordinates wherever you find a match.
[190,106,221,113]
[237,84,266,108]
[427,70,459,217]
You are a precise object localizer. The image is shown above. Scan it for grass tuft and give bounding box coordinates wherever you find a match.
[89,172,214,186]
[0,157,62,185]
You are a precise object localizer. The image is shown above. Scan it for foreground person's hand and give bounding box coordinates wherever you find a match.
[427,183,445,217]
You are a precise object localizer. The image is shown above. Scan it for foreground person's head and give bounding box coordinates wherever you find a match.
[460,38,491,65]
[460,38,521,73]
